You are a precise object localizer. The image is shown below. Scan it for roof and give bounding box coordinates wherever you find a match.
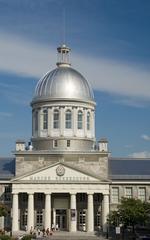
[109,158,150,180]
[0,158,15,180]
[32,66,94,104]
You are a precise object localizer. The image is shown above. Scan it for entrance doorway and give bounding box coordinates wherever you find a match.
[56,209,67,230]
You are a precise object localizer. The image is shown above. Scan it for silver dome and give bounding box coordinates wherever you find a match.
[33,66,94,103]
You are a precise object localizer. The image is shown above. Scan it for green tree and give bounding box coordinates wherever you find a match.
[0,204,8,217]
[108,198,150,233]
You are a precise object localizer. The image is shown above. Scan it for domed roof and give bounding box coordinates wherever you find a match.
[32,44,94,104]
[32,66,94,103]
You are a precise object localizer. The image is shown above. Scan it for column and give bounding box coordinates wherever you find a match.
[70,194,77,232]
[27,193,34,232]
[44,194,51,229]
[12,193,19,232]
[102,194,109,233]
[87,193,94,232]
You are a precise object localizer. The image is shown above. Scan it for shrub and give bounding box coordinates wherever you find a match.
[21,235,33,240]
[0,235,11,240]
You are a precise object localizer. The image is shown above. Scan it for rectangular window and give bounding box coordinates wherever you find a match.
[36,210,43,227]
[125,187,132,198]
[112,187,119,203]
[43,109,48,130]
[67,140,70,147]
[138,187,146,201]
[4,185,11,202]
[54,140,58,148]
[35,111,38,131]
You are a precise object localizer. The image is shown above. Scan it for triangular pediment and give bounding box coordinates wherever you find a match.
[11,162,104,183]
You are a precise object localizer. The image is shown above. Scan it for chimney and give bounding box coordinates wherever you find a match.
[98,138,108,152]
[16,140,25,151]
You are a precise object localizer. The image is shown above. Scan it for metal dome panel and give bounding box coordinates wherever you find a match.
[33,66,94,102]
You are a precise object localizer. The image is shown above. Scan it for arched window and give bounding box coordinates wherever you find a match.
[35,111,38,131]
[43,109,48,130]
[53,109,59,129]
[77,110,83,129]
[87,112,90,130]
[65,110,72,129]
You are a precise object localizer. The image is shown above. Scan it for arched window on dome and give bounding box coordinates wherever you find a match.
[53,109,59,129]
[35,111,38,131]
[65,110,72,129]
[77,110,83,129]
[87,112,90,130]
[43,109,48,130]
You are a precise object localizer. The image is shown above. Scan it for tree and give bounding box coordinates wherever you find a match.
[0,204,8,217]
[108,198,150,233]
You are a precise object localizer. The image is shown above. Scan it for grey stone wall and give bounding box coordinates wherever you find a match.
[15,152,109,180]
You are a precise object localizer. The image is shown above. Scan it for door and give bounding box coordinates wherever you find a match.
[56,209,67,230]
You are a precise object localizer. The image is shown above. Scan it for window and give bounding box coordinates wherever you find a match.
[36,210,43,227]
[125,187,132,198]
[87,112,90,130]
[35,111,38,131]
[21,210,27,227]
[78,110,83,129]
[67,140,70,147]
[94,210,101,228]
[4,185,11,202]
[112,187,119,203]
[79,210,86,230]
[53,109,59,129]
[138,187,146,201]
[65,110,72,129]
[43,109,48,130]
[54,140,58,148]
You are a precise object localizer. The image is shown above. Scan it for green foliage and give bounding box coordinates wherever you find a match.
[108,198,150,228]
[0,204,8,217]
[0,235,11,240]
[21,235,33,240]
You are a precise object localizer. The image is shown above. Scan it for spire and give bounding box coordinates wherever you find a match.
[56,44,71,67]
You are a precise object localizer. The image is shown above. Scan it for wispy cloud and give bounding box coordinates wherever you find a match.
[0,31,150,105]
[124,144,133,149]
[141,134,150,141]
[0,112,13,118]
[0,78,32,106]
[129,151,150,158]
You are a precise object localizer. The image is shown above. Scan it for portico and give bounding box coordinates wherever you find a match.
[11,163,110,234]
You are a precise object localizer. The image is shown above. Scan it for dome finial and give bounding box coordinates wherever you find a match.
[56,44,71,67]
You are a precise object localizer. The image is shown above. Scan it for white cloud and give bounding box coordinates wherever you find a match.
[0,112,12,118]
[0,32,150,103]
[141,134,150,141]
[129,151,150,158]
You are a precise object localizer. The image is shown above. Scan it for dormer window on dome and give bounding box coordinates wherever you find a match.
[57,44,71,67]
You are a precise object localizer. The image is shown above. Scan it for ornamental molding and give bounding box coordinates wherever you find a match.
[56,165,65,176]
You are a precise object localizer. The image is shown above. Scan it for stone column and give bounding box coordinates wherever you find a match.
[102,194,109,233]
[44,194,51,229]
[12,193,19,232]
[27,193,34,232]
[70,194,77,232]
[87,193,94,232]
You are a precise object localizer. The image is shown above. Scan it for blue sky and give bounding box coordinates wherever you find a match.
[0,0,150,157]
